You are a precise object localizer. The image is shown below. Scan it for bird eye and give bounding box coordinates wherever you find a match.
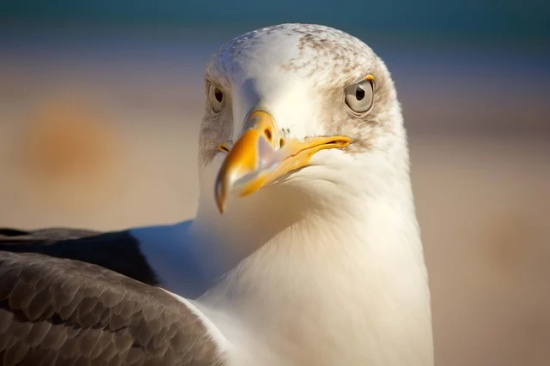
[344,79,374,114]
[208,84,225,112]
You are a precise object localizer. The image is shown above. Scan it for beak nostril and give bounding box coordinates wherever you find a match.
[218,143,230,153]
[265,129,272,141]
[279,138,285,148]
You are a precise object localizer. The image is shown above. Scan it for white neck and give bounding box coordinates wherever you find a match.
[193,145,434,366]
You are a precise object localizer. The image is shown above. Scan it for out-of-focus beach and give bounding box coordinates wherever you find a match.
[0,24,549,365]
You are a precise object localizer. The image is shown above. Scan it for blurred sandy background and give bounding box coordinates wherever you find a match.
[1,1,549,365]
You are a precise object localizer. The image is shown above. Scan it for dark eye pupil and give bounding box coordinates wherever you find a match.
[355,87,365,101]
[214,89,223,103]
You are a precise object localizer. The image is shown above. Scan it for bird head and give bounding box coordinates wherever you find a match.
[197,24,406,215]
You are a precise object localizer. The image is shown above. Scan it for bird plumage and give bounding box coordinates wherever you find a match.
[0,23,433,366]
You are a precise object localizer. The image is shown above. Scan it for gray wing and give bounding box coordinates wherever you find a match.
[0,252,225,366]
[0,228,159,286]
[0,228,99,245]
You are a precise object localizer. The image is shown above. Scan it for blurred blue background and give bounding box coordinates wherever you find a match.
[1,2,549,366]
[2,0,549,41]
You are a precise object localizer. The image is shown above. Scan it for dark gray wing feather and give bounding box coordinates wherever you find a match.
[0,228,99,244]
[0,228,159,286]
[0,252,225,366]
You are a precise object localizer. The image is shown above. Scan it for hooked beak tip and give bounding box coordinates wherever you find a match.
[215,179,227,214]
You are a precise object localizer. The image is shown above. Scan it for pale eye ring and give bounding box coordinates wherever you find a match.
[344,79,374,114]
[208,84,225,112]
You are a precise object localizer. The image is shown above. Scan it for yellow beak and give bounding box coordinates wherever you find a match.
[214,110,351,213]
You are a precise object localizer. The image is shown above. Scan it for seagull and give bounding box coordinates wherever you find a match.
[0,23,434,366]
